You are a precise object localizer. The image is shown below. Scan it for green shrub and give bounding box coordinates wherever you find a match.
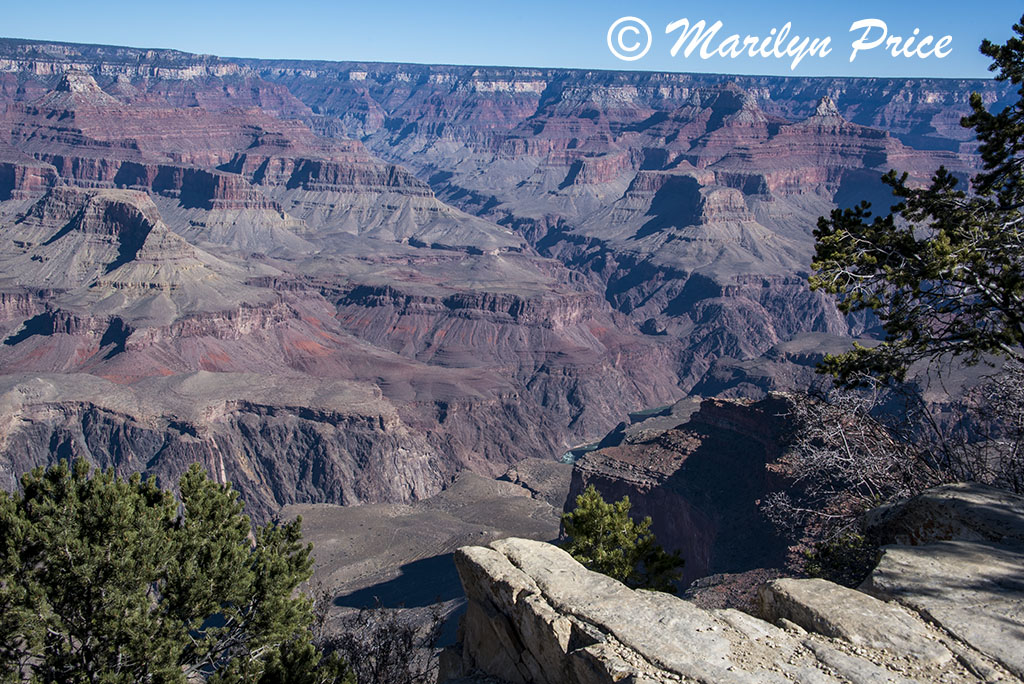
[561,485,684,593]
[0,460,353,683]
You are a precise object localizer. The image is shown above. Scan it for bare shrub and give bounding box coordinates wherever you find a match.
[312,597,444,684]
[761,387,942,546]
[762,361,1024,582]
[965,360,1024,493]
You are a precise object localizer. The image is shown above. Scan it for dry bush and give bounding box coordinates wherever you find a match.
[761,387,942,549]
[761,362,1024,582]
[310,589,444,684]
[964,360,1024,493]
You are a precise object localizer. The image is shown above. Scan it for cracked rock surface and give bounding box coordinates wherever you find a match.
[441,484,1024,683]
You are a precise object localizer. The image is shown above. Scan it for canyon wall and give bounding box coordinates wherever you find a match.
[0,38,1012,516]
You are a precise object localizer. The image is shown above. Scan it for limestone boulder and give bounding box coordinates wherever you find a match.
[759,577,951,665]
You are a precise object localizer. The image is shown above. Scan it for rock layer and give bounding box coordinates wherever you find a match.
[0,38,1015,520]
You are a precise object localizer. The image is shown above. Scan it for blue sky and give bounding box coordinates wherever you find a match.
[1,0,1020,78]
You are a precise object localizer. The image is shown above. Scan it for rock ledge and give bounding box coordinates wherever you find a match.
[441,484,1024,683]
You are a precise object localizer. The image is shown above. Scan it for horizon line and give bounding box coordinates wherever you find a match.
[0,34,999,83]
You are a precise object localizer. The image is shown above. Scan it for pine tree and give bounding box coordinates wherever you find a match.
[810,15,1024,384]
[561,485,684,593]
[0,460,353,683]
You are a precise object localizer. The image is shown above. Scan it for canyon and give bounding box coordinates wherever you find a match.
[0,38,1020,677]
[0,38,1013,527]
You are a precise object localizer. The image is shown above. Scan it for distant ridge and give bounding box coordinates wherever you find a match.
[0,36,1005,83]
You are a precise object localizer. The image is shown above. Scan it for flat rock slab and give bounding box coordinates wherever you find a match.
[760,578,951,666]
[803,640,920,684]
[449,538,996,684]
[865,483,1024,547]
[863,540,1024,678]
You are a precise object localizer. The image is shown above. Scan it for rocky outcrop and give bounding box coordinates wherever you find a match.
[32,70,121,110]
[862,481,1024,547]
[0,372,450,519]
[440,538,997,683]
[567,395,791,584]
[859,484,1024,679]
[441,484,1024,683]
[0,187,237,297]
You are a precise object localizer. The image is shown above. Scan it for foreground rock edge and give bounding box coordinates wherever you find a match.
[441,483,1024,684]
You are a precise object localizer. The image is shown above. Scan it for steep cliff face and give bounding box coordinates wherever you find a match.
[567,396,791,584]
[0,150,58,199]
[0,372,448,519]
